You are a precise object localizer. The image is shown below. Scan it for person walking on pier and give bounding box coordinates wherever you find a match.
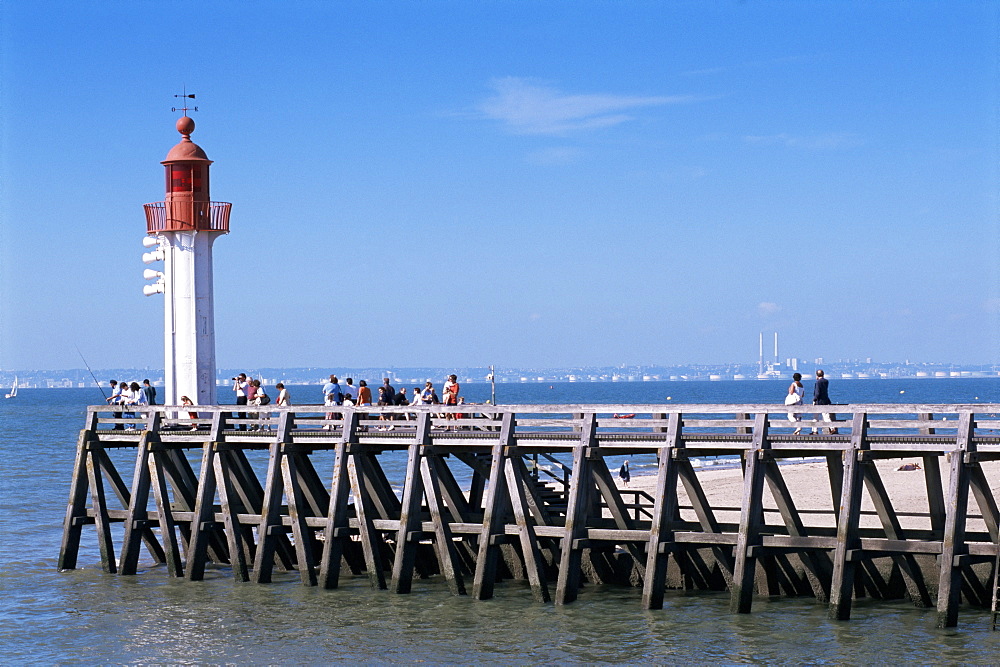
[812,369,837,434]
[275,382,291,406]
[786,372,805,434]
[444,374,460,425]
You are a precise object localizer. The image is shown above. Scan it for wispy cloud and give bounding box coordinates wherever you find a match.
[758,302,781,317]
[477,77,696,136]
[743,132,863,150]
[525,147,582,166]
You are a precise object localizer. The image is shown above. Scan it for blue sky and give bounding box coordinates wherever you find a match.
[1,1,997,371]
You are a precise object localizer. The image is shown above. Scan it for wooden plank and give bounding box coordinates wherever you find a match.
[391,413,431,594]
[58,429,96,571]
[968,465,1000,543]
[149,448,183,577]
[251,413,292,583]
[421,454,466,595]
[936,411,974,628]
[472,414,515,600]
[729,413,769,613]
[349,451,388,590]
[859,463,932,607]
[555,413,597,605]
[118,433,156,576]
[590,457,646,578]
[86,447,117,574]
[319,410,358,589]
[762,462,831,602]
[828,413,869,620]
[184,437,221,581]
[642,414,681,609]
[215,448,249,582]
[505,455,550,602]
[282,451,318,586]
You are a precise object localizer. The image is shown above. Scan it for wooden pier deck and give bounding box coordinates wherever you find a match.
[58,403,1000,628]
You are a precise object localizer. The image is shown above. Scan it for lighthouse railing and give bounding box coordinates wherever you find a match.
[143,201,231,233]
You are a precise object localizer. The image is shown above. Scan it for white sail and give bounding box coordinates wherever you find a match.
[5,376,17,398]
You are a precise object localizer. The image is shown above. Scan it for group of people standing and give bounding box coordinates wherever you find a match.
[785,369,837,434]
[319,374,462,428]
[320,374,460,408]
[104,379,157,429]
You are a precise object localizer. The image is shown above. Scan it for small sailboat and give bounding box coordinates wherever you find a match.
[5,376,18,398]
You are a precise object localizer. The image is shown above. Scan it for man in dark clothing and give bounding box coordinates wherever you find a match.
[142,379,157,405]
[812,369,836,434]
[382,378,395,405]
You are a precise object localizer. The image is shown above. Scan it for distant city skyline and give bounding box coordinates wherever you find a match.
[2,2,998,371]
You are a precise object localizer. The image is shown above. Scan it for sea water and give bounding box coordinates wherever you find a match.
[1,379,998,663]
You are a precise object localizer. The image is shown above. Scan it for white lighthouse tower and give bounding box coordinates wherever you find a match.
[142,109,231,407]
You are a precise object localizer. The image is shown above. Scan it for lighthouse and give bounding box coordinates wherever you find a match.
[142,110,231,407]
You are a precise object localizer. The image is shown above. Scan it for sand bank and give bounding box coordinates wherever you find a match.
[620,457,1000,534]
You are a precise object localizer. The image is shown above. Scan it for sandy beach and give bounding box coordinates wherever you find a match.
[621,457,1000,534]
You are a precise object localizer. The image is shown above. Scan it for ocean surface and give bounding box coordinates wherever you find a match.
[1,379,998,664]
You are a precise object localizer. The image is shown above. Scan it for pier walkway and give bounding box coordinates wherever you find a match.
[59,403,1000,628]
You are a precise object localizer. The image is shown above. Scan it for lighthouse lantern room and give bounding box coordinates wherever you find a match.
[143,109,231,408]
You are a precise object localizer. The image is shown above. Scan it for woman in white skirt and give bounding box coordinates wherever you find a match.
[785,372,805,434]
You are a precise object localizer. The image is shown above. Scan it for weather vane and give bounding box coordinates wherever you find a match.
[171,86,199,116]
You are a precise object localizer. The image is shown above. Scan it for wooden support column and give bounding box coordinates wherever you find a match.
[58,420,97,571]
[251,412,293,583]
[215,448,250,582]
[828,412,869,620]
[391,412,432,594]
[283,445,318,586]
[149,445,184,577]
[319,411,358,589]
[472,413,515,600]
[505,455,550,602]
[86,444,117,574]
[763,461,832,602]
[591,458,646,578]
[860,464,932,607]
[642,413,681,609]
[421,453,467,595]
[936,411,974,628]
[729,412,770,613]
[555,413,597,605]
[184,412,224,581]
[918,413,946,537]
[349,445,388,590]
[119,431,156,576]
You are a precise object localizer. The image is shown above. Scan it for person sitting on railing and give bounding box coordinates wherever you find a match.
[180,396,199,430]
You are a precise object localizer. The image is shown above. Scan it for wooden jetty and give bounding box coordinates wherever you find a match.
[59,403,1000,628]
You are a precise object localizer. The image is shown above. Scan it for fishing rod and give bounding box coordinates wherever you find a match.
[75,345,108,401]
